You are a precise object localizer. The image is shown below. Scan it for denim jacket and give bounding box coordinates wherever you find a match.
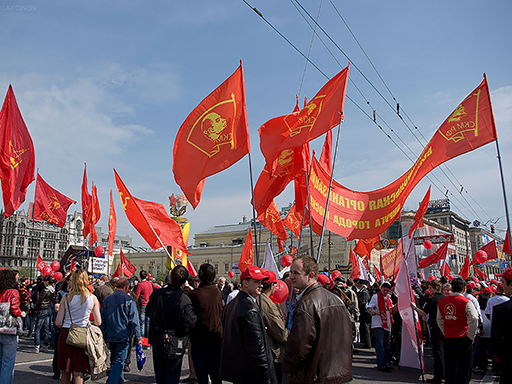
[100,290,141,343]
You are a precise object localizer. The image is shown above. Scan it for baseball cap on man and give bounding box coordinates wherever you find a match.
[496,267,512,281]
[240,265,268,281]
[263,270,277,283]
[317,274,333,289]
[466,282,480,291]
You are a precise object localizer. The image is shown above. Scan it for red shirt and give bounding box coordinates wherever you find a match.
[438,295,471,338]
[135,280,159,306]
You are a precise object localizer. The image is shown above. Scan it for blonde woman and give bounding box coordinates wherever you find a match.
[55,269,101,384]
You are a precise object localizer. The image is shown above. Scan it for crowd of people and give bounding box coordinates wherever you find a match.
[0,260,511,384]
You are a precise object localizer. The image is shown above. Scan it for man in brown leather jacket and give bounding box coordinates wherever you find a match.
[283,255,353,384]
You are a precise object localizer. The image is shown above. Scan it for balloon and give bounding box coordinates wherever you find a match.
[423,240,432,249]
[94,246,105,257]
[42,266,52,276]
[270,279,289,304]
[228,270,235,278]
[51,260,60,271]
[54,272,63,281]
[331,270,342,280]
[475,250,488,263]
[281,254,293,267]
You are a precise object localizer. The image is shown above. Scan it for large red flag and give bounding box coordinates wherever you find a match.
[408,186,431,238]
[319,130,333,172]
[307,77,498,240]
[259,65,349,169]
[173,63,250,208]
[504,229,511,255]
[283,204,302,239]
[418,241,450,269]
[87,183,100,246]
[238,228,253,273]
[114,169,188,253]
[257,201,288,241]
[33,173,76,227]
[253,144,309,215]
[0,85,35,217]
[460,253,470,280]
[108,189,117,259]
[81,164,93,239]
[473,265,488,280]
[349,248,361,280]
[36,254,47,273]
[119,249,136,278]
[440,260,452,277]
[111,264,122,278]
[470,240,497,265]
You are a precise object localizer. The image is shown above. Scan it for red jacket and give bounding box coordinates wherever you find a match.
[0,289,23,317]
[438,295,470,338]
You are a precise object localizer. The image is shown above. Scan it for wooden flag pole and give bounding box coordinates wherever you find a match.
[248,153,260,266]
[316,122,342,263]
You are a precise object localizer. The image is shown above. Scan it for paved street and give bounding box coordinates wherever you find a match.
[13,335,497,383]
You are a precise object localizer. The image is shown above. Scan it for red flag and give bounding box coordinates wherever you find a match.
[258,201,288,241]
[186,262,198,278]
[381,241,403,279]
[70,259,77,272]
[0,86,35,216]
[277,238,284,253]
[473,265,488,280]
[108,189,117,259]
[81,164,92,238]
[470,240,497,265]
[460,253,470,280]
[173,63,250,208]
[319,130,333,172]
[114,169,188,253]
[409,186,431,238]
[284,204,303,239]
[238,228,253,273]
[354,237,379,257]
[87,183,100,246]
[373,265,382,282]
[112,264,122,278]
[349,248,361,280]
[33,173,76,227]
[253,143,309,215]
[418,241,450,269]
[440,260,452,277]
[36,254,47,273]
[119,249,136,278]
[504,229,511,255]
[259,65,349,169]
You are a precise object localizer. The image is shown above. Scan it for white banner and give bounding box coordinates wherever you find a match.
[91,257,108,274]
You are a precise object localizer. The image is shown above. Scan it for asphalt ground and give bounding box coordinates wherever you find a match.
[13,335,498,383]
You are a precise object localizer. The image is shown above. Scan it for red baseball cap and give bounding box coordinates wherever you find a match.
[263,270,277,283]
[466,282,480,291]
[496,267,512,281]
[317,274,333,289]
[240,266,268,281]
[482,287,492,295]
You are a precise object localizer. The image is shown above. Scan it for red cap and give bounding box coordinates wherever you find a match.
[496,267,512,281]
[491,279,499,285]
[466,282,480,291]
[240,266,268,281]
[482,287,492,295]
[317,274,333,289]
[263,270,277,283]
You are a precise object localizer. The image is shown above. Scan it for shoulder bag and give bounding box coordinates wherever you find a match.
[162,330,188,359]
[65,296,88,348]
[0,302,22,335]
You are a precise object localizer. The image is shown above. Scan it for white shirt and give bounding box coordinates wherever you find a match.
[464,293,482,322]
[62,294,94,328]
[367,293,392,331]
[226,290,239,305]
[484,295,509,324]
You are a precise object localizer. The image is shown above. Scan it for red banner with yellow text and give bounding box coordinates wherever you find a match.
[307,78,497,240]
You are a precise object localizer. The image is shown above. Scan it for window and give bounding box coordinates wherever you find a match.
[214,264,219,273]
[59,242,67,250]
[16,237,24,246]
[15,248,23,256]
[224,263,230,273]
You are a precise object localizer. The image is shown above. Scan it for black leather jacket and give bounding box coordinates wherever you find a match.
[220,291,277,384]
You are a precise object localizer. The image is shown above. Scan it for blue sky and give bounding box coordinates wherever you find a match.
[1,0,511,247]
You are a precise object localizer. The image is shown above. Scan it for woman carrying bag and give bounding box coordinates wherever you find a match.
[0,269,26,384]
[55,269,101,384]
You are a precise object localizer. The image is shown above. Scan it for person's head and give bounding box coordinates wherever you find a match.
[442,283,452,296]
[346,278,354,287]
[439,276,448,285]
[43,275,53,286]
[496,268,512,297]
[450,277,466,293]
[218,277,226,286]
[100,275,109,283]
[429,280,442,294]
[69,269,90,304]
[290,255,318,292]
[0,269,17,292]
[170,265,188,287]
[198,263,216,285]
[116,278,130,293]
[232,281,241,291]
[262,271,277,296]
[380,282,392,296]
[466,282,480,297]
[140,270,148,280]
[240,266,267,297]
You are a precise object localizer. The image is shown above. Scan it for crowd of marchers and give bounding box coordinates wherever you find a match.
[0,260,511,384]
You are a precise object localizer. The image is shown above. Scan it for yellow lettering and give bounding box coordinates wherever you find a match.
[369,200,376,210]
[357,201,365,211]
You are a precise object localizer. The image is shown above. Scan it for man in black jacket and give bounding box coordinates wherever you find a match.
[147,265,197,384]
[355,278,372,349]
[220,265,277,384]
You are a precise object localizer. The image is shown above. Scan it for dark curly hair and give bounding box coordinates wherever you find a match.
[0,269,17,293]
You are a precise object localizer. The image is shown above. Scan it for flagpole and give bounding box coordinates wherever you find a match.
[495,137,512,258]
[403,256,426,382]
[248,153,260,265]
[296,204,307,256]
[303,170,315,256]
[316,122,342,263]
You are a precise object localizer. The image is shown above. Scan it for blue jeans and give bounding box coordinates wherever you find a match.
[0,334,18,384]
[34,309,51,346]
[107,341,130,384]
[375,327,390,369]
[140,305,150,338]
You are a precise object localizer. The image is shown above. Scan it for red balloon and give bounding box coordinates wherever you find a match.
[228,270,235,278]
[423,240,432,249]
[94,246,104,257]
[54,272,63,281]
[281,254,293,267]
[331,270,342,280]
[51,260,60,272]
[475,250,488,263]
[42,266,52,276]
[270,279,289,304]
